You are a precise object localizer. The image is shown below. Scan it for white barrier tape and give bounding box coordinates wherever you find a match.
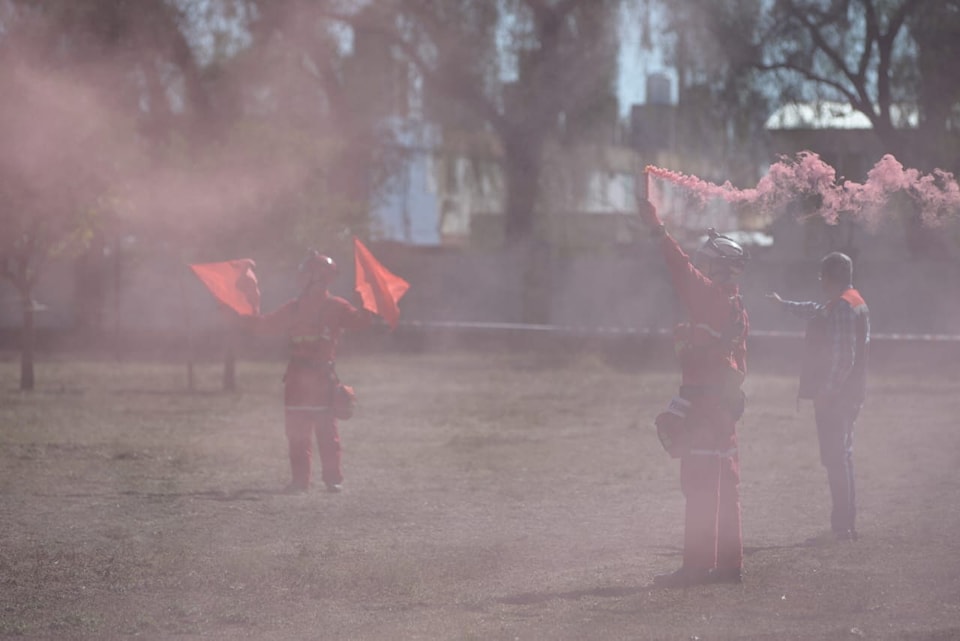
[865,333,960,342]
[397,321,960,342]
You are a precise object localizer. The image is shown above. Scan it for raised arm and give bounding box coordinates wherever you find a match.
[636,199,716,309]
[336,297,375,331]
[765,292,822,321]
[243,299,297,335]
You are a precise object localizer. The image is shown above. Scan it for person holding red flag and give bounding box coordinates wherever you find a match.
[634,196,750,588]
[240,247,404,494]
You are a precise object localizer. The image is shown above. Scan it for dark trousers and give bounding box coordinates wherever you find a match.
[814,398,860,533]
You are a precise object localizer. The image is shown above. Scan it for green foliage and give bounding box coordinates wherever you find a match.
[335,0,623,242]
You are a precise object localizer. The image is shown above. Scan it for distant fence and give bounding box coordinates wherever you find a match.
[3,244,960,343]
[2,319,957,381]
[385,319,960,377]
[397,320,960,342]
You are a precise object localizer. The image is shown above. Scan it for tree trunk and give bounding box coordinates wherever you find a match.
[223,338,237,392]
[518,237,554,325]
[20,297,35,391]
[112,239,124,360]
[179,267,196,392]
[503,135,552,324]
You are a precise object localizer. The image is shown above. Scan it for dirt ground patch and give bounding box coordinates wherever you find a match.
[1,349,959,640]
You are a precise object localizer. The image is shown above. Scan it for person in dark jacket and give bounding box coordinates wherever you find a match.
[767,252,870,540]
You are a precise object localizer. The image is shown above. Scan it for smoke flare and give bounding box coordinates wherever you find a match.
[646,151,960,227]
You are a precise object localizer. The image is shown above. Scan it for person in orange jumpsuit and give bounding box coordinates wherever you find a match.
[635,199,750,588]
[246,251,373,493]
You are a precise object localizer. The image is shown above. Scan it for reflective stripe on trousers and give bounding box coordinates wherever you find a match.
[680,450,742,571]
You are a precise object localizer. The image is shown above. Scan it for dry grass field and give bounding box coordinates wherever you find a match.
[1,345,959,640]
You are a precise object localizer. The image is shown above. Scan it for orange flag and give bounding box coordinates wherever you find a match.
[189,259,261,316]
[353,236,409,329]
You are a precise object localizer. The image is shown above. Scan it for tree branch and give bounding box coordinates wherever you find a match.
[785,1,864,97]
[856,0,878,84]
[875,0,926,122]
[319,5,510,134]
[756,61,876,123]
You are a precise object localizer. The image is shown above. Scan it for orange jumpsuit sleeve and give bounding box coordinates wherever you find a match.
[659,233,714,318]
[332,297,375,332]
[244,299,298,336]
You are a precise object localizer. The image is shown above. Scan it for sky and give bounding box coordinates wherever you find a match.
[616,1,677,115]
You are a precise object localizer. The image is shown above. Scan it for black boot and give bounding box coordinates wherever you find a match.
[707,567,743,584]
[653,566,712,588]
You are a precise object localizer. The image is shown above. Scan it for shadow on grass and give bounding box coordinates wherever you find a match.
[650,544,806,558]
[494,542,809,605]
[34,487,291,501]
[498,542,804,605]
[498,584,656,605]
[111,388,236,397]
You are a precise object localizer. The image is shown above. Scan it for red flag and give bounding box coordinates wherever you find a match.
[353,237,409,329]
[189,259,261,316]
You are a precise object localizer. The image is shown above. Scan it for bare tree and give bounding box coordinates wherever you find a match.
[312,0,622,322]
[757,0,924,158]
[232,1,402,247]
[0,56,123,389]
[908,0,960,171]
[644,0,960,169]
[640,0,772,185]
[0,0,207,389]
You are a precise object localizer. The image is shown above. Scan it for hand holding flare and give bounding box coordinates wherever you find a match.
[635,168,662,229]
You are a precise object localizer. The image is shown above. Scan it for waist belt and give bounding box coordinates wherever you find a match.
[679,384,723,399]
[285,404,332,412]
[290,335,329,344]
[289,358,334,371]
[680,383,746,422]
[688,447,738,458]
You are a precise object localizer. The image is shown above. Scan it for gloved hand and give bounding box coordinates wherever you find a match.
[635,199,662,228]
[353,290,369,310]
[218,303,246,328]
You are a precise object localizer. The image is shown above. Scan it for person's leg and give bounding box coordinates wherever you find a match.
[315,415,343,490]
[283,371,318,491]
[680,454,721,571]
[284,410,313,491]
[653,454,721,587]
[837,403,859,534]
[716,453,743,576]
[815,401,857,535]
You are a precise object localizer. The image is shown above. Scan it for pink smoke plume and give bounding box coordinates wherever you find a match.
[646,151,960,227]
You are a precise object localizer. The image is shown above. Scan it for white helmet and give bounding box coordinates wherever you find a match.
[298,250,339,285]
[695,229,749,282]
